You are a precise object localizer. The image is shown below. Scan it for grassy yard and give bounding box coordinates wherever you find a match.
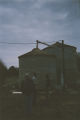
[0,90,80,120]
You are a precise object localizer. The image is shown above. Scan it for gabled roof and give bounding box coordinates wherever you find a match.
[43,42,76,51]
[18,48,56,58]
[18,42,76,59]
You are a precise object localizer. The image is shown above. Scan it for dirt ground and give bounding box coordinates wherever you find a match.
[0,90,80,120]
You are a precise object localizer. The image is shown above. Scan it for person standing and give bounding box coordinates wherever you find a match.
[32,72,37,106]
[21,73,35,116]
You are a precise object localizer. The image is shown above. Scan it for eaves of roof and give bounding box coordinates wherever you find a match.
[18,48,56,58]
[43,42,76,51]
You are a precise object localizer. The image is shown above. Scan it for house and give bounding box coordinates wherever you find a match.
[43,42,78,88]
[18,42,78,89]
[18,48,57,89]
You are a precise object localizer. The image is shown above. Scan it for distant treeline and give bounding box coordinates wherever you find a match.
[0,60,19,87]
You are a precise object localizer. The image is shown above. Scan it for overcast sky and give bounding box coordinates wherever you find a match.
[0,0,80,68]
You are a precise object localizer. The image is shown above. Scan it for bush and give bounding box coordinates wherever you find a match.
[0,60,7,87]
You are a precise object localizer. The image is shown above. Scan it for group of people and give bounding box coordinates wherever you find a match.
[21,72,50,117]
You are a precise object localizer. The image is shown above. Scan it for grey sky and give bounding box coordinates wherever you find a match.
[0,0,80,67]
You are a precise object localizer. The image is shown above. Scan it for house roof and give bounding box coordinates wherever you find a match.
[18,42,76,59]
[18,48,56,58]
[43,42,76,51]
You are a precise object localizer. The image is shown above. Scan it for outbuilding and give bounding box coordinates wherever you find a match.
[18,48,57,90]
[43,42,78,88]
[18,41,79,89]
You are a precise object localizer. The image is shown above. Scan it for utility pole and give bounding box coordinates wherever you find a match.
[61,40,65,89]
[36,40,38,48]
[36,40,50,48]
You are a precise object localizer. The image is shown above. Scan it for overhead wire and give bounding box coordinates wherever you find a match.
[0,41,36,44]
[0,39,61,45]
[0,40,80,49]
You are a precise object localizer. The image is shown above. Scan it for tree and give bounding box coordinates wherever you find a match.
[8,66,19,77]
[0,60,7,86]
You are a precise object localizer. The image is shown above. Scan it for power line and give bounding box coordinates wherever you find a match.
[0,41,57,45]
[0,39,61,45]
[0,40,80,48]
[47,41,58,43]
[0,42,36,44]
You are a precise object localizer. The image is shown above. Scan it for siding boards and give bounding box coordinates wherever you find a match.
[19,55,57,89]
[43,44,78,87]
[19,43,78,89]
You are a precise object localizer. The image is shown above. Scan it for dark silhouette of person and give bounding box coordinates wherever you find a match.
[21,73,35,116]
[32,72,37,106]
